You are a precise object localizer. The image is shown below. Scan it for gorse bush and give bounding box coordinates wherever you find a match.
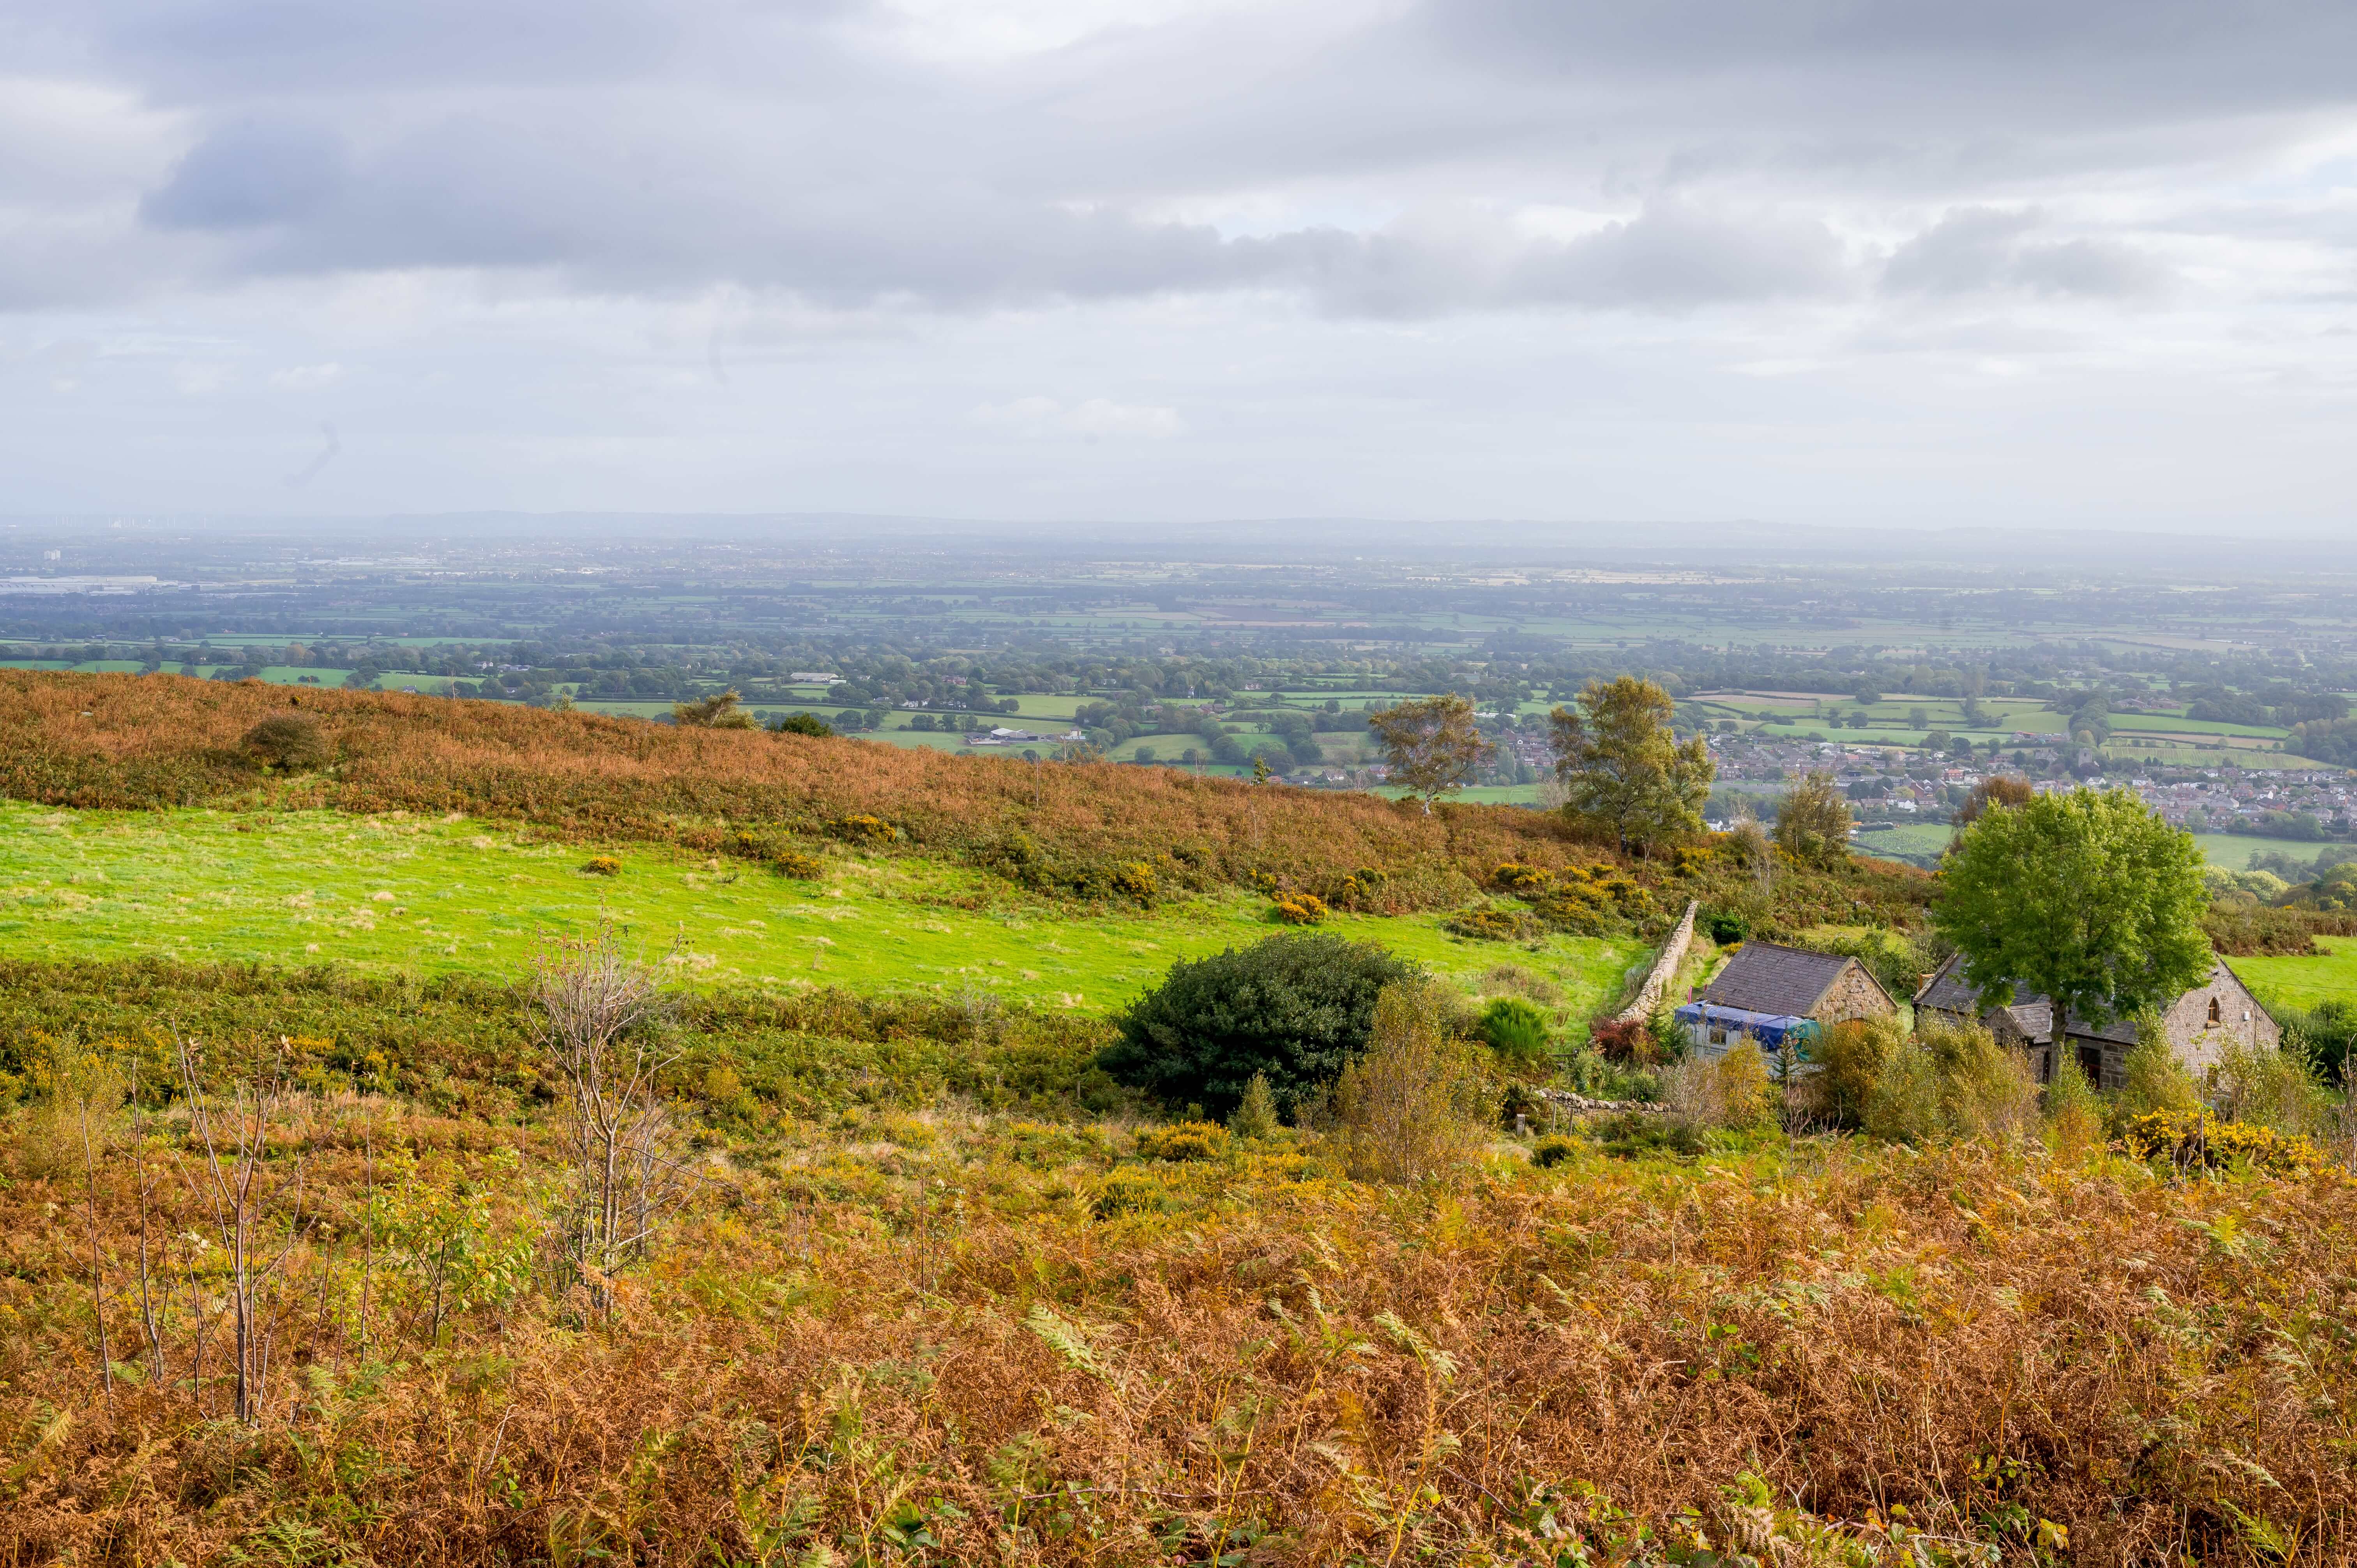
[1098,933,1416,1119]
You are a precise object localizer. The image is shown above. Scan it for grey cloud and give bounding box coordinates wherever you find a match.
[1272,202,1847,317]
[95,0,698,94]
[141,118,345,228]
[1882,207,2167,298]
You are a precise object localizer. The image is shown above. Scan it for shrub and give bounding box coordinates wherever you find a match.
[1331,979,1493,1184]
[1530,1135,1578,1168]
[2117,1110,2325,1176]
[2207,1039,2335,1137]
[770,847,825,879]
[1588,1017,1656,1064]
[1665,1041,1775,1130]
[1594,1111,1706,1159]
[2114,1028,2201,1125]
[1228,1072,1281,1138]
[241,713,329,770]
[2042,1052,2102,1160]
[1272,891,1329,925]
[2280,999,2357,1086]
[1702,909,1748,945]
[830,814,897,846]
[1810,1017,1900,1128]
[1091,1171,1164,1218]
[1135,1121,1227,1162]
[1098,934,1417,1119]
[1478,996,1551,1065]
[1863,1038,1942,1144]
[582,856,622,876]
[1922,1019,2039,1142]
[1442,906,1539,941]
[673,689,756,728]
[768,712,835,737]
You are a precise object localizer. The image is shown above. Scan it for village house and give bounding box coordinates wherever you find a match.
[1673,942,1898,1059]
[1913,954,2277,1091]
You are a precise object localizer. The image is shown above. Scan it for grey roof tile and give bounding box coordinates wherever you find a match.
[1700,942,1857,1018]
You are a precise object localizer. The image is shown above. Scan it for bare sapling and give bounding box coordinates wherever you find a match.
[51,1043,127,1403]
[534,914,695,1315]
[129,1066,171,1386]
[175,1036,309,1423]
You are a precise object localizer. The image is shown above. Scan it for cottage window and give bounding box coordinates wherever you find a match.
[2207,998,2221,1025]
[1708,1026,1727,1045]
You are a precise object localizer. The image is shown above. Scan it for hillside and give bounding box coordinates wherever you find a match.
[0,671,1935,932]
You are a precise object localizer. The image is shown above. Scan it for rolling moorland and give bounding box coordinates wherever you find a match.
[3,671,2357,1566]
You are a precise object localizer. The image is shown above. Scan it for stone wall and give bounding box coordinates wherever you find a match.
[1614,899,1700,1025]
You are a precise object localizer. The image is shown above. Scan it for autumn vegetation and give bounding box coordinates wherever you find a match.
[6,672,2357,1564]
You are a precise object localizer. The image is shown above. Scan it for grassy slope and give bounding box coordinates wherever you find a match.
[0,801,1643,1012]
[2231,936,2357,1012]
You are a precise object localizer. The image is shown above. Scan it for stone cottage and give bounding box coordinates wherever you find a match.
[1677,942,1898,1058]
[1914,954,2278,1091]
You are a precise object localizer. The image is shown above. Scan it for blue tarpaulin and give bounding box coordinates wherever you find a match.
[1674,1002,1823,1059]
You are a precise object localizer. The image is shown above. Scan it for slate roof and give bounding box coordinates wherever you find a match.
[1914,954,2252,1046]
[1700,942,1862,1018]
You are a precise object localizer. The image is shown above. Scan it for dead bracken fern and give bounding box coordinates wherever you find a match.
[0,1107,2353,1563]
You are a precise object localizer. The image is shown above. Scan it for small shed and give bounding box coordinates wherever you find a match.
[1675,941,1897,1060]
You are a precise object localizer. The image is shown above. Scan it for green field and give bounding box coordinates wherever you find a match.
[1857,823,2339,873]
[2232,937,2357,1012]
[0,802,1643,1012]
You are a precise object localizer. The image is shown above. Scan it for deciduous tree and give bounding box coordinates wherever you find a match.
[1936,787,2212,1030]
[1774,770,1851,865]
[1367,694,1488,813]
[1546,677,1713,855]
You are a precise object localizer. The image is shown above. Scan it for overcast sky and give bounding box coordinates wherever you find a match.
[4,0,2355,530]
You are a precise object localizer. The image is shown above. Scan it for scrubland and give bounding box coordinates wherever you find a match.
[8,1084,2357,1568]
[5,674,2352,1567]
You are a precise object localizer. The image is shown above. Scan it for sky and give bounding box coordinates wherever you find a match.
[3,0,2356,531]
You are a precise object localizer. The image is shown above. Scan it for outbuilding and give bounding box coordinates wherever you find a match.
[1913,954,2277,1091]
[1674,941,1898,1060]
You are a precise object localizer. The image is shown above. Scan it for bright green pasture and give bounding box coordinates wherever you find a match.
[2232,938,2357,1013]
[0,803,1644,1012]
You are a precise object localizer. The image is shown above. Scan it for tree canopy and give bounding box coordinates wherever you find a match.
[1547,676,1713,855]
[1366,694,1488,813]
[1936,786,2212,1028]
[1774,770,1851,865]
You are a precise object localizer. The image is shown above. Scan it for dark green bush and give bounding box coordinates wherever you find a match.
[241,714,328,770]
[768,712,836,737]
[1478,996,1551,1063]
[1703,909,1748,944]
[1097,933,1416,1119]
